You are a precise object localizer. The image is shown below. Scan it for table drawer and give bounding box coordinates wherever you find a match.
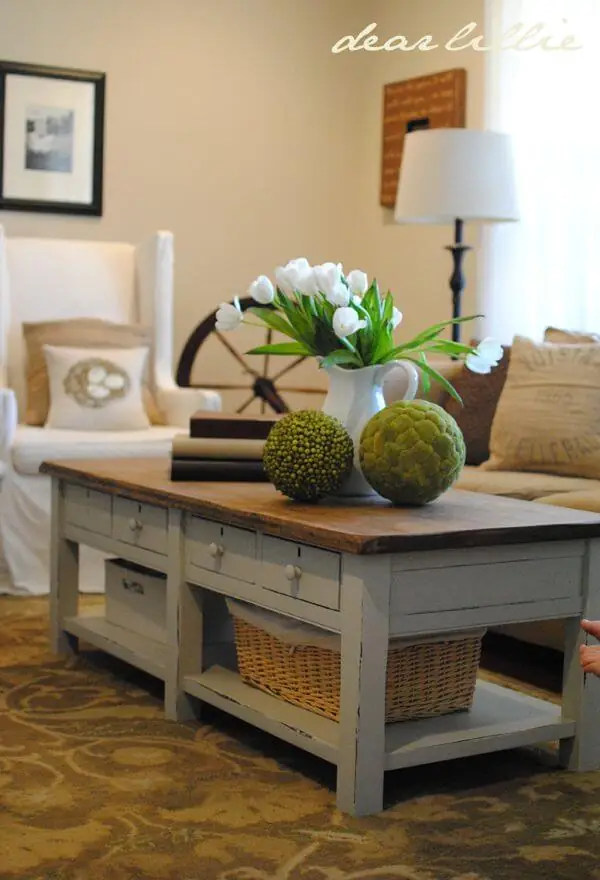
[64,485,112,536]
[260,535,340,610]
[105,558,167,644]
[187,517,257,582]
[112,497,168,555]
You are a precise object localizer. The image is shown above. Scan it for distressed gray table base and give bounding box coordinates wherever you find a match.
[47,469,600,817]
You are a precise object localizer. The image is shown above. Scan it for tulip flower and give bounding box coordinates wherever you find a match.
[295,267,320,296]
[215,297,244,331]
[466,338,504,374]
[248,275,275,305]
[326,284,350,307]
[275,258,312,296]
[346,269,368,296]
[333,306,367,339]
[391,307,403,329]
[313,262,344,298]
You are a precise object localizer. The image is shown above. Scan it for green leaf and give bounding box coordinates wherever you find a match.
[382,291,394,324]
[339,335,361,358]
[423,340,478,356]
[360,282,380,320]
[274,298,316,347]
[404,314,482,349]
[319,349,363,369]
[246,342,313,356]
[418,352,431,394]
[369,324,394,365]
[402,356,464,405]
[352,300,371,322]
[297,293,316,321]
[371,279,381,308]
[377,343,414,363]
[248,307,299,340]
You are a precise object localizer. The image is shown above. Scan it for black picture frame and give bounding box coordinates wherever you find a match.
[0,60,105,216]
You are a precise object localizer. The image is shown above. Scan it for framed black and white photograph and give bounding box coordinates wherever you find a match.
[0,61,105,216]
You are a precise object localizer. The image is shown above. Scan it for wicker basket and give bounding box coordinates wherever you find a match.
[232,614,483,723]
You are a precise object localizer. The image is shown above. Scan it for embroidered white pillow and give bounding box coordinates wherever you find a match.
[43,345,151,431]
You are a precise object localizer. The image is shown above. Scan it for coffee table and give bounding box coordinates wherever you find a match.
[42,458,600,817]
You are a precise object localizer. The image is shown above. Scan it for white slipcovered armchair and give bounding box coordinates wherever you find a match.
[0,227,220,595]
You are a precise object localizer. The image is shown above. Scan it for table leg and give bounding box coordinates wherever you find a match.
[560,538,600,771]
[49,479,79,657]
[166,511,201,721]
[337,555,391,816]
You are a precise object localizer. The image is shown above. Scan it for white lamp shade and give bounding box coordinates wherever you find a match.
[394,128,520,225]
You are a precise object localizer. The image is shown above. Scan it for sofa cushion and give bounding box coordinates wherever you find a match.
[545,326,600,344]
[536,489,600,513]
[483,335,600,479]
[496,621,565,651]
[11,425,181,476]
[439,346,511,466]
[454,465,600,501]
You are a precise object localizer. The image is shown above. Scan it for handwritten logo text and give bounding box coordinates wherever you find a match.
[332,21,583,54]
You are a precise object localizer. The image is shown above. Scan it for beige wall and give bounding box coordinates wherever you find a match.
[355,0,487,341]
[0,0,367,411]
[0,0,488,411]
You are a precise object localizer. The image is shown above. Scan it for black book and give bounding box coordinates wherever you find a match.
[170,458,269,482]
[189,411,280,440]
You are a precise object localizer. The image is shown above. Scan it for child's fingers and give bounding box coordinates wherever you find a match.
[580,645,600,673]
[580,646,600,666]
[581,619,600,639]
[581,654,598,669]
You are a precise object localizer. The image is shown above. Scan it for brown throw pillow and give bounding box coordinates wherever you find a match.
[439,344,511,466]
[482,335,600,479]
[23,318,165,426]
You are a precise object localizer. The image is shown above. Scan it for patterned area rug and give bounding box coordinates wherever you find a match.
[2,597,600,880]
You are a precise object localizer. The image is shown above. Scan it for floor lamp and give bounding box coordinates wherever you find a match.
[394,128,519,343]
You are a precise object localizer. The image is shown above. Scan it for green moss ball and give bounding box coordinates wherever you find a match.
[359,400,466,505]
[263,410,354,502]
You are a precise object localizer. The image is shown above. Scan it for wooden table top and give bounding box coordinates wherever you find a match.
[41,458,600,555]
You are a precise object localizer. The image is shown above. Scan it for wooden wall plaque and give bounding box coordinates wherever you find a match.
[380,68,467,209]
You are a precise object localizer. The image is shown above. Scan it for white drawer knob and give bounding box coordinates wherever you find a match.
[209,542,224,558]
[128,518,142,532]
[285,564,302,581]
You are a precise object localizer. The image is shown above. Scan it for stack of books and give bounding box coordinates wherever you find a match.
[170,412,281,482]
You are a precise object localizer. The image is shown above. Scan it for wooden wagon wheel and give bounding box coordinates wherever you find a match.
[176,297,324,414]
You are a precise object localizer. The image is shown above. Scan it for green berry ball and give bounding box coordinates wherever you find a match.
[359,400,466,505]
[263,410,354,502]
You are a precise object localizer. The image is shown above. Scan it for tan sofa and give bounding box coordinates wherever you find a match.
[421,359,600,652]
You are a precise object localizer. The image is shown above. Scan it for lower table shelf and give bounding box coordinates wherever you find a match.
[60,613,575,775]
[63,611,170,681]
[183,666,575,770]
[385,680,574,770]
[183,666,338,763]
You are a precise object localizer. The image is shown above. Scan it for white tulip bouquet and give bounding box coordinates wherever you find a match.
[216,258,503,403]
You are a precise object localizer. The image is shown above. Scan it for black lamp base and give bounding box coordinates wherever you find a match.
[444,218,472,344]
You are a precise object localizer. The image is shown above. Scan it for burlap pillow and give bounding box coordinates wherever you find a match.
[481,334,600,478]
[22,319,165,426]
[439,345,511,466]
[44,345,151,431]
[545,326,600,344]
